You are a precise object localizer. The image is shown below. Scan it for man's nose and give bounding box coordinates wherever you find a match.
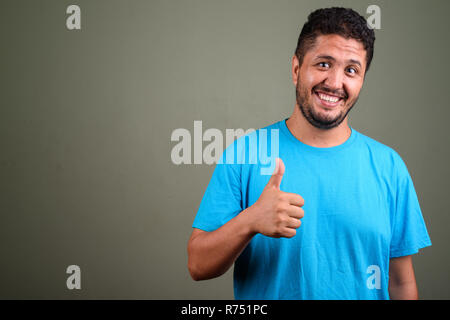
[324,69,345,92]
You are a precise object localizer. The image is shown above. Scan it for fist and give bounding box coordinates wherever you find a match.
[249,158,305,238]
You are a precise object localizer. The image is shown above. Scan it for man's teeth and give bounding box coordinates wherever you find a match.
[317,92,340,103]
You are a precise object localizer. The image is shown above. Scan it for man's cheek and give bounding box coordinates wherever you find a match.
[346,94,359,108]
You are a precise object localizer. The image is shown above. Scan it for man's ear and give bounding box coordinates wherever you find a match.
[292,54,300,87]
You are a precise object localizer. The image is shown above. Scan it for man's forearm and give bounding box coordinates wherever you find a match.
[388,280,419,300]
[388,255,419,300]
[187,207,256,281]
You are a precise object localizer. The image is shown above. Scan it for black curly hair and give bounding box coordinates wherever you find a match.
[295,7,376,72]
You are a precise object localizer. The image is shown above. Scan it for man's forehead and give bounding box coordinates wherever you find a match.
[310,34,366,62]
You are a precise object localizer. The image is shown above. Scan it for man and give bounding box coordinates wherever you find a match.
[187,7,431,300]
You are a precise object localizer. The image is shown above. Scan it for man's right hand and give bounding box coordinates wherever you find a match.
[248,158,305,238]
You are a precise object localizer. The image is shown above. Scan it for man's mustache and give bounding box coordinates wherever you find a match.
[313,85,347,99]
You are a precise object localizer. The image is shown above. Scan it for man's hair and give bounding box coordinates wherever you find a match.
[295,7,376,72]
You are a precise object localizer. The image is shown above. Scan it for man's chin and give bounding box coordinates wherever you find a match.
[309,109,342,127]
[298,98,350,130]
[308,109,346,129]
[311,118,341,129]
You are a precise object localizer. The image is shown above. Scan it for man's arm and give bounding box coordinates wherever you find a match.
[187,158,304,281]
[388,255,419,300]
[187,208,256,281]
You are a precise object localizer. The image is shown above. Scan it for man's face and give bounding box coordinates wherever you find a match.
[293,34,367,129]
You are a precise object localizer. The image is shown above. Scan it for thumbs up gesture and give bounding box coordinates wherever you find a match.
[248,158,305,238]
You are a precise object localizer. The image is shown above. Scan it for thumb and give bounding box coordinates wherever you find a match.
[267,158,285,189]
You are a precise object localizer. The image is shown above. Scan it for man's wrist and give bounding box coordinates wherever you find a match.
[239,206,259,238]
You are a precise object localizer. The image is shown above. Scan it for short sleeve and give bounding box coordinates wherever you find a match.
[192,144,243,232]
[389,155,432,258]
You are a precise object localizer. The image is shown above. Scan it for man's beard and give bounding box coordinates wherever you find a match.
[296,82,358,130]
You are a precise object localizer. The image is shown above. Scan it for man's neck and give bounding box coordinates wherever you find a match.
[285,105,352,148]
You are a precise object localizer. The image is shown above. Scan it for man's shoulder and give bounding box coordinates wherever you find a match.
[227,120,283,150]
[353,129,406,168]
[258,119,283,131]
[241,120,282,138]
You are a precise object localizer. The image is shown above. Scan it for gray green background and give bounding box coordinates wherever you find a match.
[1,0,448,299]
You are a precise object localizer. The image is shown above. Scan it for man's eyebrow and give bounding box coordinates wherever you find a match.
[315,55,362,68]
[316,55,335,61]
[348,59,362,68]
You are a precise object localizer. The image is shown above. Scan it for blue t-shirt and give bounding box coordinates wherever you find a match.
[192,119,431,300]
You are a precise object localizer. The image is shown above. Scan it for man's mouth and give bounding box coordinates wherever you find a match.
[313,90,345,107]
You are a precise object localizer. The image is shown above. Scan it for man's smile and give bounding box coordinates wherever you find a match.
[313,89,345,108]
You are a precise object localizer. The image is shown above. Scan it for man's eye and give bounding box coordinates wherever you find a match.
[346,67,357,74]
[318,62,330,68]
